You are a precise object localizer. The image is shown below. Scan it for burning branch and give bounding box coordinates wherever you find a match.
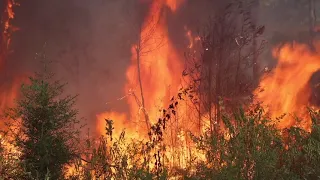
[0,0,19,69]
[128,88,151,131]
[127,1,171,133]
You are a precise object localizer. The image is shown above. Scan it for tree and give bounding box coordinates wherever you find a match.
[5,56,81,179]
[184,1,265,134]
[125,1,175,134]
[123,0,160,133]
[249,0,261,86]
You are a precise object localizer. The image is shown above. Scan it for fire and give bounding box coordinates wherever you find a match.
[96,111,141,139]
[1,0,19,50]
[184,26,200,49]
[254,42,320,130]
[165,0,184,11]
[0,0,20,128]
[95,0,320,172]
[95,0,199,169]
[99,0,186,138]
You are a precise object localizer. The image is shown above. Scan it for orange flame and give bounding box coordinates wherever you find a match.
[254,42,320,130]
[95,0,320,171]
[98,0,186,137]
[165,0,184,11]
[1,0,19,49]
[95,0,198,169]
[0,0,21,129]
[96,111,141,139]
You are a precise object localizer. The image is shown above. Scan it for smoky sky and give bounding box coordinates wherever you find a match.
[5,0,218,133]
[4,0,319,134]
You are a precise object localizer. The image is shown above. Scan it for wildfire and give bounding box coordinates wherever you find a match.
[96,111,141,140]
[0,0,23,165]
[184,26,200,49]
[254,42,320,130]
[165,0,184,11]
[95,0,320,173]
[0,0,20,128]
[95,0,201,169]
[0,0,318,177]
[1,0,19,49]
[98,0,186,137]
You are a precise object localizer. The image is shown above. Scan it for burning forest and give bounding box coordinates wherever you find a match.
[0,0,320,179]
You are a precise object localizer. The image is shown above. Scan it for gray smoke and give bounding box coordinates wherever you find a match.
[4,0,319,134]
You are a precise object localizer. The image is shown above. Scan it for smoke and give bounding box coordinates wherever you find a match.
[3,0,212,133]
[7,0,139,132]
[4,0,319,134]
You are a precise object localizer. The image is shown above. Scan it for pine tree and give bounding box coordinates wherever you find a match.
[5,56,81,179]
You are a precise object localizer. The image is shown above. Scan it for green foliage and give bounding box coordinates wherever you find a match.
[0,133,27,179]
[64,84,320,180]
[1,74,319,179]
[184,108,320,180]
[67,119,169,180]
[0,48,318,180]
[63,83,320,180]
[4,60,81,180]
[277,109,320,179]
[185,107,281,180]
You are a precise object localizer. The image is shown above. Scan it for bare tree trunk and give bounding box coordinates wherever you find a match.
[309,0,316,46]
[251,0,259,86]
[215,39,222,134]
[235,25,244,94]
[252,32,258,84]
[198,72,202,135]
[135,41,151,132]
[208,53,214,134]
[130,3,164,134]
[0,0,9,74]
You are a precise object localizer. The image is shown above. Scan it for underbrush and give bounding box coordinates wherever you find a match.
[1,108,319,180]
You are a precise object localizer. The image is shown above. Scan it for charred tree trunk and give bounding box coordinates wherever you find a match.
[235,23,243,93]
[198,67,203,134]
[215,63,221,134]
[309,0,316,47]
[208,51,214,134]
[252,31,258,85]
[202,45,215,134]
[251,0,259,86]
[235,38,243,93]
[135,40,151,132]
[215,21,223,133]
[132,8,154,134]
[187,2,265,137]
[0,0,8,72]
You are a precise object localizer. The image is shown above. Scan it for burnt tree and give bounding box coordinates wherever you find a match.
[184,1,265,134]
